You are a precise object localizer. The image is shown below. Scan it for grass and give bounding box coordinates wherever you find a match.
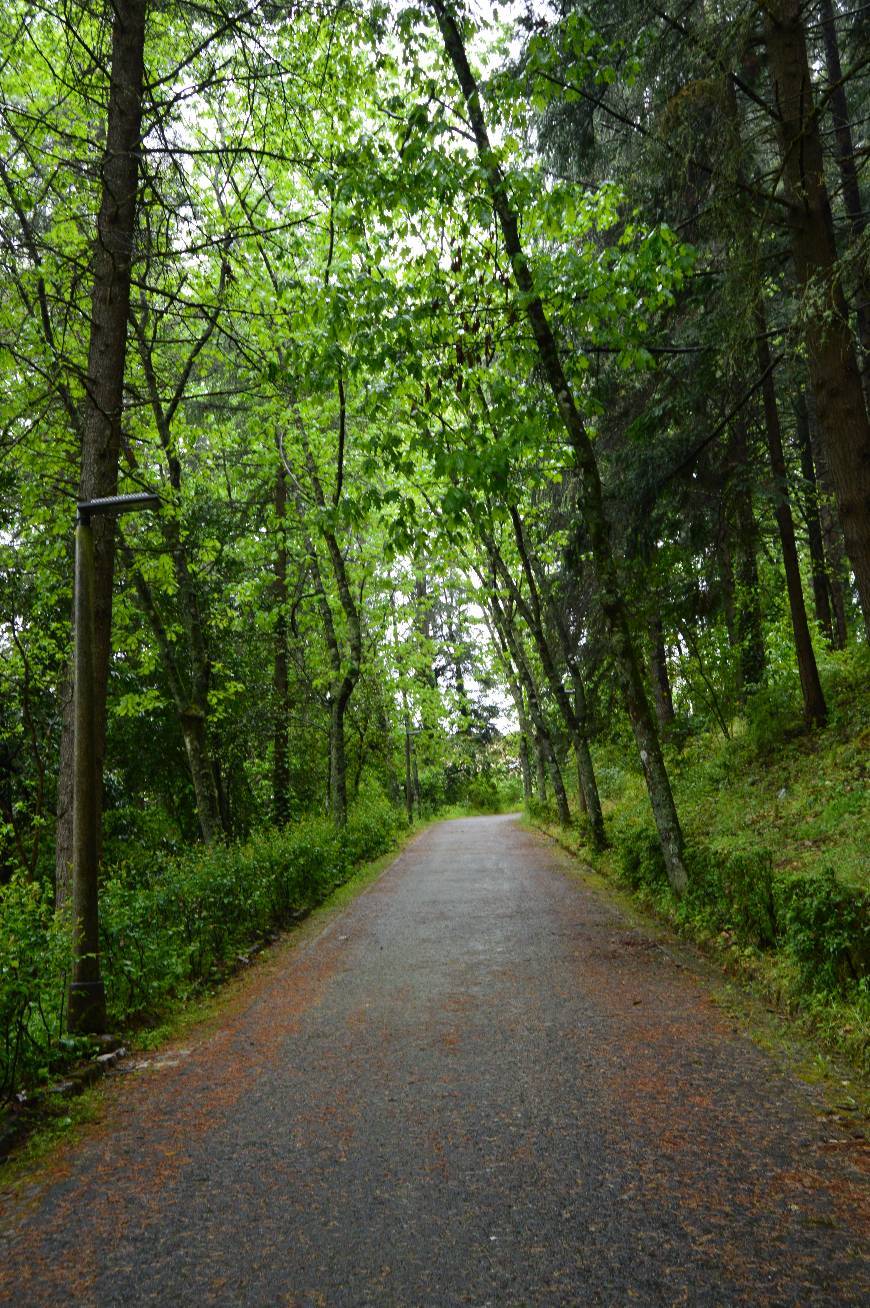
[528,644,869,1074]
[0,809,456,1178]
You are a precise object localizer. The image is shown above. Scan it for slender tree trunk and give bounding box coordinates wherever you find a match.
[486,592,569,826]
[544,734,571,827]
[180,708,222,845]
[648,616,676,731]
[807,390,850,646]
[795,391,834,643]
[756,312,827,725]
[432,4,684,888]
[273,459,290,825]
[403,712,414,823]
[55,0,148,903]
[330,693,350,828]
[518,731,533,806]
[499,510,605,847]
[534,734,548,801]
[506,677,533,805]
[730,418,766,692]
[763,0,870,640]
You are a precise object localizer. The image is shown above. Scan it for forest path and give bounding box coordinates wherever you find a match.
[0,815,866,1306]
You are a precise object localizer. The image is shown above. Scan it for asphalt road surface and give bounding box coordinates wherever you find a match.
[1,816,867,1305]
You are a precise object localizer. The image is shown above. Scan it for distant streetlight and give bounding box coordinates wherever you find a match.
[69,492,160,1035]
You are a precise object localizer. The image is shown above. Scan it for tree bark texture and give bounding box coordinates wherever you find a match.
[795,391,834,644]
[432,1,685,889]
[818,0,870,384]
[807,390,850,646]
[763,0,870,640]
[648,616,676,731]
[487,592,570,826]
[55,0,148,902]
[502,510,605,848]
[756,313,827,726]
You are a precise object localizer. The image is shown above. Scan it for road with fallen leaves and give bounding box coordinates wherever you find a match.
[0,815,867,1304]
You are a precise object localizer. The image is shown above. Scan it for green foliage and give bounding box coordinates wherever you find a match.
[611,817,666,891]
[465,775,503,813]
[0,877,72,1099]
[604,813,867,1005]
[774,868,870,996]
[0,798,401,1100]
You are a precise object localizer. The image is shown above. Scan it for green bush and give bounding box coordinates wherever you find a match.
[342,789,402,865]
[1,799,402,1101]
[466,775,502,814]
[683,844,777,948]
[612,817,667,891]
[775,867,870,994]
[0,876,72,1099]
[605,819,866,1001]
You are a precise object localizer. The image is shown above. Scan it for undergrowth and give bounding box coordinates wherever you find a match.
[0,791,402,1104]
[529,644,870,1073]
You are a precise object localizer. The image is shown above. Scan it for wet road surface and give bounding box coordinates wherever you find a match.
[0,816,867,1305]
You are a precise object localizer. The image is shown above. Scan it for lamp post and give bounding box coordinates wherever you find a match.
[69,492,160,1034]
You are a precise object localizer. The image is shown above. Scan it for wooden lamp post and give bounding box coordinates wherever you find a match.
[69,492,160,1034]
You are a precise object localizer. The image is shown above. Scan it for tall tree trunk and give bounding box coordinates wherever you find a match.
[180,707,222,845]
[807,390,850,646]
[505,676,533,805]
[756,312,827,725]
[330,692,350,828]
[496,510,605,847]
[518,730,533,807]
[294,411,362,829]
[534,733,548,801]
[818,0,870,384]
[794,391,835,644]
[763,0,870,640]
[544,733,571,827]
[729,418,767,692]
[648,616,676,732]
[403,710,414,823]
[487,592,570,826]
[432,7,684,884]
[55,0,148,903]
[273,459,290,825]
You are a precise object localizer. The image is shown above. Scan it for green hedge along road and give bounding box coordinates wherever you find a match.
[0,816,866,1305]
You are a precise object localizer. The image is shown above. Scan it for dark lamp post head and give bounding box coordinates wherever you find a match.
[77,492,161,525]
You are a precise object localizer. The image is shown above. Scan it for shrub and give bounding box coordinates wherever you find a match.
[611,817,667,892]
[342,789,402,865]
[775,867,870,994]
[683,844,777,948]
[466,775,502,814]
[1,798,403,1101]
[0,876,72,1099]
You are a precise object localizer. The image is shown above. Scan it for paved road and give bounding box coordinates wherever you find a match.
[0,816,867,1305]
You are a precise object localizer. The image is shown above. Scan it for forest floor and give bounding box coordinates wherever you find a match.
[0,816,867,1306]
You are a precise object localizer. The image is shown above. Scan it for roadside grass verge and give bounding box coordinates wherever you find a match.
[0,791,406,1115]
[528,647,869,1075]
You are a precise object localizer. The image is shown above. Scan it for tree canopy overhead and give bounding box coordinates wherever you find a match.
[1,0,867,900]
